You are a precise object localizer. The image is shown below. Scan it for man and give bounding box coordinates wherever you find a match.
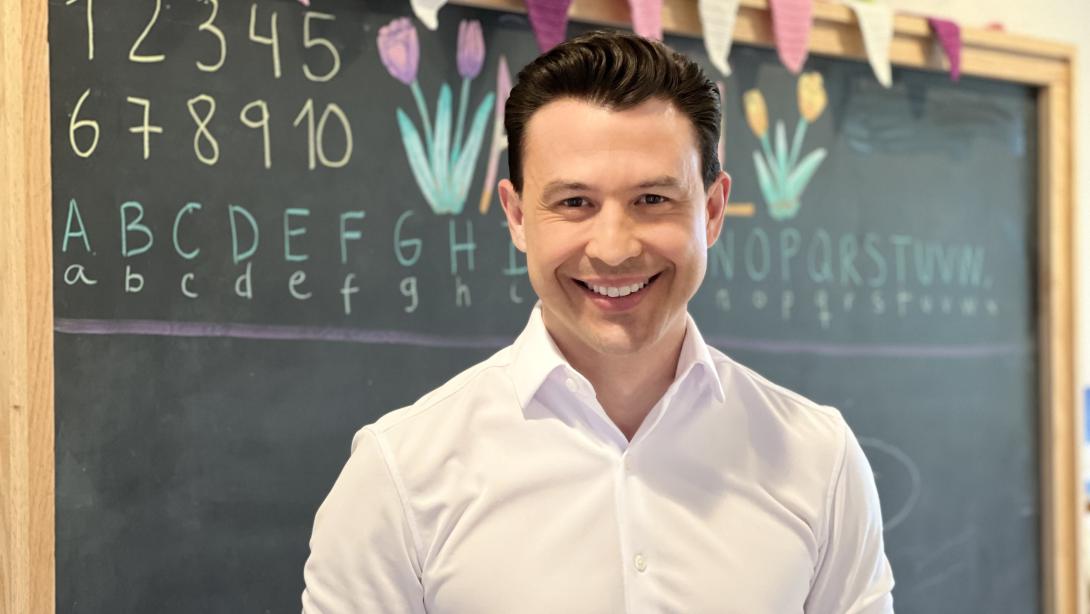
[303,30,895,613]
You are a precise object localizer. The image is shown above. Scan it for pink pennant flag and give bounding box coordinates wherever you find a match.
[628,0,664,41]
[298,0,310,5]
[928,18,962,82]
[526,0,574,52]
[769,0,813,74]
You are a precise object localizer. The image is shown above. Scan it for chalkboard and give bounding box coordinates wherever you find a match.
[49,0,1040,612]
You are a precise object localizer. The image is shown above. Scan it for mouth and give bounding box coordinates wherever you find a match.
[572,272,663,299]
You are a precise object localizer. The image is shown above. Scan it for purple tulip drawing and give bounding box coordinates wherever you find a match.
[379,18,496,215]
[457,20,485,79]
[378,18,420,86]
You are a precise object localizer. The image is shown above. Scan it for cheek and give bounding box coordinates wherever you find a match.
[525,228,579,286]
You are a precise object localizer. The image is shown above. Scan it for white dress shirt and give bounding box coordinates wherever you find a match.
[302,305,895,613]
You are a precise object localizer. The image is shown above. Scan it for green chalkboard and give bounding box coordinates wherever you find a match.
[49,0,1039,611]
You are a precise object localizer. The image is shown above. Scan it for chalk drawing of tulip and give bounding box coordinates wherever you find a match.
[379,17,496,215]
[478,55,513,214]
[744,72,827,221]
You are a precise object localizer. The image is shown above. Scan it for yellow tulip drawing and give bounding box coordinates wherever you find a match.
[744,72,828,221]
[797,72,827,123]
[743,89,768,138]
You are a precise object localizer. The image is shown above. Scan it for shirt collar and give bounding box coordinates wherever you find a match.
[507,303,726,409]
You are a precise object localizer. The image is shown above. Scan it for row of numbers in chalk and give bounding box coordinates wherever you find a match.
[66,1,342,82]
[67,90,352,170]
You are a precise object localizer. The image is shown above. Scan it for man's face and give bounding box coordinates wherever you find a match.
[499,97,730,361]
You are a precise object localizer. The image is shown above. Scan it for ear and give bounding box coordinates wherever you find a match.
[498,178,528,252]
[704,171,731,246]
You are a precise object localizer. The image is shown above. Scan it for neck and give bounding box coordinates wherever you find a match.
[549,317,687,442]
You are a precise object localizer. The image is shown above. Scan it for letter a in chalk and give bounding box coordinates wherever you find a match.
[62,199,93,253]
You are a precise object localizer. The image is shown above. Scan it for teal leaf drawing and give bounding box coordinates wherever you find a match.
[774,120,788,183]
[789,117,808,169]
[451,93,495,213]
[396,108,441,214]
[452,78,471,164]
[432,83,453,213]
[759,134,779,189]
[787,147,827,198]
[752,150,778,206]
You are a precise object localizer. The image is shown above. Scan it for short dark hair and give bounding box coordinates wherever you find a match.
[504,30,722,193]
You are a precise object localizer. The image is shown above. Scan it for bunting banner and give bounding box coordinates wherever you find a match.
[526,0,574,52]
[769,0,814,74]
[847,0,894,88]
[410,0,448,30]
[699,0,742,76]
[927,17,962,82]
[628,0,665,41]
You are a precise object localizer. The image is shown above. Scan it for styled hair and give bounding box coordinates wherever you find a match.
[504,30,722,193]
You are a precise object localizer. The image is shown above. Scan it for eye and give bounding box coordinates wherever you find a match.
[560,197,589,208]
[638,194,669,205]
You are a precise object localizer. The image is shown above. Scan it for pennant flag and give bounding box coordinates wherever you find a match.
[526,0,574,52]
[699,0,742,76]
[410,0,448,30]
[769,0,814,74]
[629,0,664,41]
[847,0,894,88]
[298,0,310,6]
[928,17,961,82]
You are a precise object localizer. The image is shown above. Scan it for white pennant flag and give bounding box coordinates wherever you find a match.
[699,0,742,76]
[847,0,894,88]
[411,0,448,30]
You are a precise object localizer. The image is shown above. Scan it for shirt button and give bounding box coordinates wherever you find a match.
[623,457,633,471]
[634,553,648,572]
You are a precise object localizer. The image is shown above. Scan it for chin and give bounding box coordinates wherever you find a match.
[583,328,653,356]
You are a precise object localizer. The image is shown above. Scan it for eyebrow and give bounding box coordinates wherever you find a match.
[540,181,592,203]
[634,176,685,191]
[540,176,685,202]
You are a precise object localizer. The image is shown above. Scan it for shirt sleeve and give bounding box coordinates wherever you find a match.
[804,418,896,614]
[302,427,426,614]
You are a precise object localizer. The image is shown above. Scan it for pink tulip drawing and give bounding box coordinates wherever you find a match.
[378,17,420,86]
[457,20,485,79]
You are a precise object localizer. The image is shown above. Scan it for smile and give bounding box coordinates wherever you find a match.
[574,273,662,298]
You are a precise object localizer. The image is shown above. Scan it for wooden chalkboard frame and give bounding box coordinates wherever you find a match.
[0,0,1078,611]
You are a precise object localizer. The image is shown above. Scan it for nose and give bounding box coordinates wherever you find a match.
[584,202,642,267]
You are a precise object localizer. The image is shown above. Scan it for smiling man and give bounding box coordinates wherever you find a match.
[303,30,895,613]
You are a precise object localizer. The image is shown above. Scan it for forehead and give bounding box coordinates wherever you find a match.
[521,97,701,190]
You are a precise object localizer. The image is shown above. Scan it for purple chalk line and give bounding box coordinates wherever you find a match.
[54,318,511,350]
[54,318,1029,359]
[705,335,1028,359]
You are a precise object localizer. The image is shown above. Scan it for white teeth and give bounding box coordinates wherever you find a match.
[588,280,648,297]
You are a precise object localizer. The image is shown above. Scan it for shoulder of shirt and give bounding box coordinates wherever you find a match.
[706,344,847,436]
[363,344,516,437]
